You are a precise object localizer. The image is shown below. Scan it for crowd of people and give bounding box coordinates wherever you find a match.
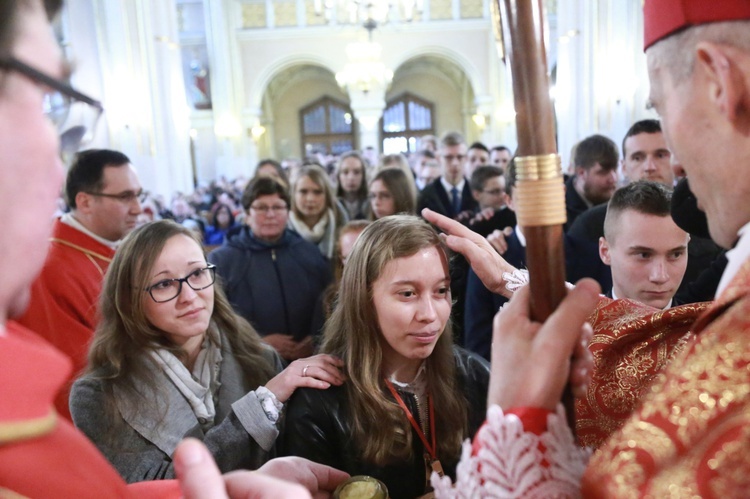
[3,0,750,497]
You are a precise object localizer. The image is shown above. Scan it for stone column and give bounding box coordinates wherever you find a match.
[204,0,249,180]
[84,0,193,197]
[348,85,387,152]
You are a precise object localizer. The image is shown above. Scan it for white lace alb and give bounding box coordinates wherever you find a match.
[431,404,590,499]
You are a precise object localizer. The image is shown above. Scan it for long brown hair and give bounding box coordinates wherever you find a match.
[320,215,466,465]
[335,151,369,200]
[86,220,275,435]
[369,168,417,220]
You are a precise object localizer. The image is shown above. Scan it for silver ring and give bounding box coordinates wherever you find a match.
[302,365,310,377]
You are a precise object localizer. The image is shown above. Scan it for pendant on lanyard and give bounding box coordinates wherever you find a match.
[384,380,444,478]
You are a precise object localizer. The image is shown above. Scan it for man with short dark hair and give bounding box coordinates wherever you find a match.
[413,149,440,191]
[464,161,525,359]
[565,134,618,230]
[567,120,723,301]
[490,145,512,168]
[467,165,516,237]
[469,165,505,210]
[17,148,143,421]
[599,181,689,308]
[620,119,673,185]
[417,131,479,220]
[464,141,490,178]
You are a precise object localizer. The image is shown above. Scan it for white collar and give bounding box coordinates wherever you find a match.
[388,362,427,391]
[716,221,750,298]
[440,176,465,194]
[61,213,121,249]
[610,288,672,310]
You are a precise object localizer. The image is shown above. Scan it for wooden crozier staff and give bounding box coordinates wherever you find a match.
[496,0,575,431]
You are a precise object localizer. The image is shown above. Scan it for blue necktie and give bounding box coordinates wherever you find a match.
[451,186,461,216]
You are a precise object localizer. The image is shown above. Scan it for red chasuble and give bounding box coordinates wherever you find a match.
[576,297,710,449]
[583,259,750,496]
[17,218,115,421]
[0,322,179,498]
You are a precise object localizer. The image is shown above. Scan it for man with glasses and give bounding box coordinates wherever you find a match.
[17,148,143,421]
[467,165,516,238]
[417,131,479,221]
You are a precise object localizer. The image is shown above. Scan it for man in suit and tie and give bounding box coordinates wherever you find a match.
[417,131,479,220]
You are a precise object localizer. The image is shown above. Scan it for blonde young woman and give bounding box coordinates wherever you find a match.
[70,220,343,482]
[288,164,345,260]
[282,215,489,498]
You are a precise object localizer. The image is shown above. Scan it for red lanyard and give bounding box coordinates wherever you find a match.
[384,379,437,460]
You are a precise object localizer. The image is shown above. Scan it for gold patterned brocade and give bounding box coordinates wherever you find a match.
[575,297,708,449]
[582,257,750,498]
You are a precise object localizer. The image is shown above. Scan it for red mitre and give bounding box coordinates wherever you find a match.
[644,0,750,49]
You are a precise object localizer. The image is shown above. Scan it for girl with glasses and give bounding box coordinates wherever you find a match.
[70,220,344,483]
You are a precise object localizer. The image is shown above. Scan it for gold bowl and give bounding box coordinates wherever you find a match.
[333,475,389,499]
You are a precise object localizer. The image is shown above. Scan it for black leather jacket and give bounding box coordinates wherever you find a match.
[280,347,489,499]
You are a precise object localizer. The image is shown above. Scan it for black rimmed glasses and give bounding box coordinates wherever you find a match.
[0,57,104,153]
[85,189,148,204]
[145,265,217,303]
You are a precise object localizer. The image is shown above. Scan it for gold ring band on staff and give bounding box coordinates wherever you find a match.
[514,154,567,227]
[514,153,562,180]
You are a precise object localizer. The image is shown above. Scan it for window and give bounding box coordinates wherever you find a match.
[381,93,435,154]
[300,97,356,156]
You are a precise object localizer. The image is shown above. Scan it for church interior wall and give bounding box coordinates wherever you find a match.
[55,0,657,200]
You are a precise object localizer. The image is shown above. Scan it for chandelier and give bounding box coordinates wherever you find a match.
[335,14,397,94]
[336,38,393,94]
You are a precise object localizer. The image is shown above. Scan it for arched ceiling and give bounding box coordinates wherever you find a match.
[264,64,340,103]
[392,54,470,91]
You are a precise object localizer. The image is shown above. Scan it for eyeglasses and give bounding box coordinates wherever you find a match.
[250,204,288,214]
[85,189,147,204]
[442,154,466,162]
[145,265,217,303]
[0,57,103,153]
[482,188,504,196]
